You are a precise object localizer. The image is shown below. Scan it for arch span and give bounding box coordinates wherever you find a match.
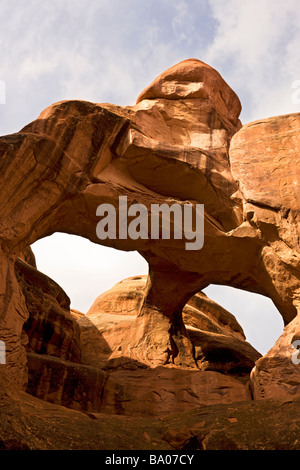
[0,60,299,391]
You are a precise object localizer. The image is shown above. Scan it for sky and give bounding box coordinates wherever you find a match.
[1,0,299,354]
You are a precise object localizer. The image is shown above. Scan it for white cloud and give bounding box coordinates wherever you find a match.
[171,0,194,44]
[206,0,300,121]
[1,0,193,132]
[19,54,59,82]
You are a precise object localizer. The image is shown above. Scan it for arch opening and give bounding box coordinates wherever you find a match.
[30,233,284,357]
[31,232,148,314]
[203,284,284,356]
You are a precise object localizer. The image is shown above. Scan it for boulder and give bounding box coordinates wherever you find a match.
[78,276,260,377]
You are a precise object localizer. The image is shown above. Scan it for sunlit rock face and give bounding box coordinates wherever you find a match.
[79,276,259,375]
[0,58,299,407]
[24,275,259,416]
[230,113,300,399]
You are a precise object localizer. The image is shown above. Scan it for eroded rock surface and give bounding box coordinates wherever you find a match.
[25,274,257,415]
[0,58,247,384]
[16,258,81,363]
[229,114,300,398]
[0,367,300,450]
[79,276,259,377]
[0,57,300,449]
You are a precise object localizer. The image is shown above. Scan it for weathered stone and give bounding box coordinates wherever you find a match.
[100,367,251,417]
[79,276,259,377]
[160,396,300,450]
[16,258,81,364]
[0,57,299,418]
[1,366,300,450]
[250,314,300,399]
[229,114,300,397]
[26,352,108,412]
[191,329,260,376]
[87,276,245,339]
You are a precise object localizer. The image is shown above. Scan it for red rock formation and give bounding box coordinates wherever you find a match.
[80,276,259,377]
[100,367,251,417]
[16,258,81,363]
[23,272,258,415]
[1,364,300,450]
[0,58,299,410]
[229,114,300,398]
[68,276,258,417]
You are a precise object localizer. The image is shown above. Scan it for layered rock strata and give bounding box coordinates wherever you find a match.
[0,58,299,406]
[23,272,257,415]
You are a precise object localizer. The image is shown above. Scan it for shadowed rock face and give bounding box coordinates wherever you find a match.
[1,366,300,451]
[19,272,257,416]
[79,276,260,375]
[0,58,299,403]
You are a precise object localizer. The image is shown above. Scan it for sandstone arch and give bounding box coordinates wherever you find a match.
[0,59,299,398]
